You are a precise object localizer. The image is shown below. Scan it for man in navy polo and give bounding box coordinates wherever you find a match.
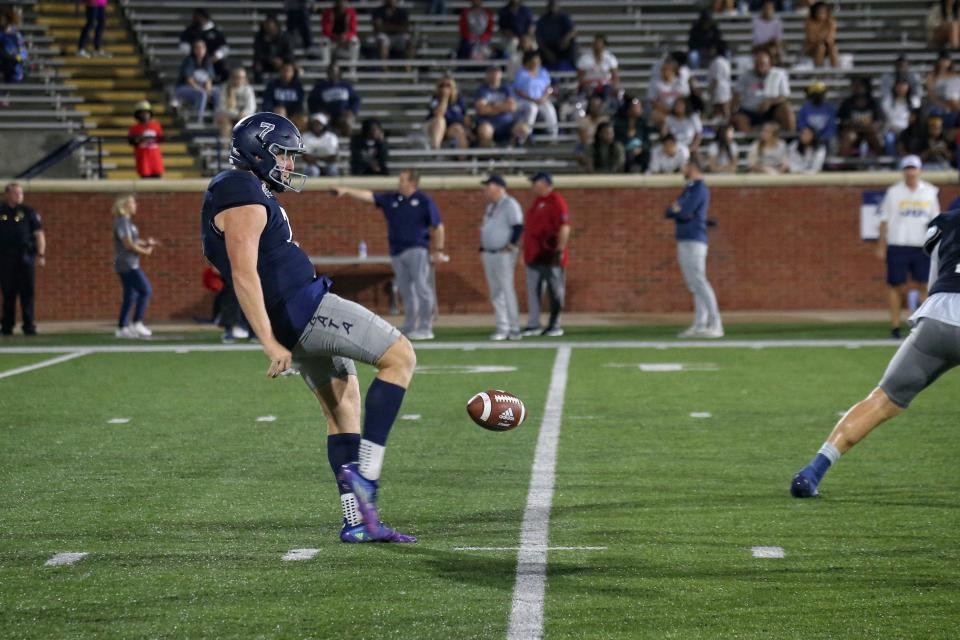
[335,170,445,340]
[666,157,723,338]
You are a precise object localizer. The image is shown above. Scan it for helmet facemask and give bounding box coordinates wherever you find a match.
[266,142,307,192]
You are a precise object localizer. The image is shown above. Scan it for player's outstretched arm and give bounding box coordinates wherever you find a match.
[218,204,292,378]
[332,187,375,203]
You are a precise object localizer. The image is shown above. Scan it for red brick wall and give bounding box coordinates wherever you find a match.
[25,183,960,321]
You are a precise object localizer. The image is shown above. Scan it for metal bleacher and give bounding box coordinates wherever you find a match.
[8,0,943,177]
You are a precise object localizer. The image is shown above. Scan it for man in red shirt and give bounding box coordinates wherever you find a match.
[320,0,360,71]
[127,100,164,178]
[522,172,570,336]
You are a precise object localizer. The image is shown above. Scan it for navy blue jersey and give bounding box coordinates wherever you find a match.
[928,210,960,295]
[201,170,329,347]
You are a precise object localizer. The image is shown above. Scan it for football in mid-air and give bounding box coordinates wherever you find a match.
[466,389,527,431]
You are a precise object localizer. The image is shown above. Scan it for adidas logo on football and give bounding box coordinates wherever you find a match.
[499,407,515,422]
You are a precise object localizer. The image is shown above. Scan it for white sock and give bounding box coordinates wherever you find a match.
[341,492,362,526]
[818,442,841,465]
[358,439,385,481]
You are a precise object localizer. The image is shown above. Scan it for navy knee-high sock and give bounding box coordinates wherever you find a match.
[358,378,406,481]
[327,433,361,495]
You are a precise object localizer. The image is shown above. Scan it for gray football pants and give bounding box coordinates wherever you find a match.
[879,317,960,408]
[391,246,434,334]
[482,250,520,334]
[525,263,565,330]
[677,241,722,330]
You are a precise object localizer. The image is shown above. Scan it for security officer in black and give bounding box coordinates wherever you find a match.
[0,182,46,335]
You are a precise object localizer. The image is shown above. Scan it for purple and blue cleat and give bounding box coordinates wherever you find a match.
[338,463,417,542]
[340,520,417,543]
[790,467,821,498]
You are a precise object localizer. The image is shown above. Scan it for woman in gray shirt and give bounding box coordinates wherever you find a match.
[113,195,157,338]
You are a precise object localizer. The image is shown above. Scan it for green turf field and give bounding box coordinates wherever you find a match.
[1,329,958,638]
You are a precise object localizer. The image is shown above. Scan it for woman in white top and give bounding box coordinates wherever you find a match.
[708,47,732,119]
[787,126,827,174]
[748,121,788,174]
[707,123,739,174]
[925,51,960,127]
[576,35,619,96]
[664,97,702,152]
[647,58,689,124]
[215,67,257,140]
[881,76,921,155]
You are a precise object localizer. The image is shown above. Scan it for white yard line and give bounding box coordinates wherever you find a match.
[282,548,320,561]
[0,351,88,380]
[45,552,88,566]
[0,339,900,356]
[751,546,786,559]
[506,346,572,640]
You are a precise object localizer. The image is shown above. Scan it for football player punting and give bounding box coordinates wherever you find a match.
[791,210,960,498]
[201,112,416,542]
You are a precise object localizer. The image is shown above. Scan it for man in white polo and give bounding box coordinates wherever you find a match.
[876,154,940,339]
[479,174,524,341]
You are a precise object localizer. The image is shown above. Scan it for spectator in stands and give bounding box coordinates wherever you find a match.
[732,49,793,132]
[882,75,921,155]
[648,134,690,174]
[614,95,651,173]
[787,126,826,173]
[897,110,927,156]
[577,94,608,146]
[708,44,732,119]
[179,9,229,82]
[285,0,315,54]
[804,2,838,68]
[918,115,955,169]
[458,0,495,61]
[687,9,724,71]
[253,15,293,83]
[77,0,109,58]
[425,75,469,149]
[926,51,960,128]
[175,39,219,123]
[127,100,164,179]
[584,122,625,173]
[513,50,559,140]
[881,54,923,99]
[215,67,257,141]
[302,112,340,176]
[797,81,838,148]
[706,123,739,173]
[536,0,577,72]
[748,122,788,173]
[369,0,413,64]
[474,66,527,147]
[647,58,689,125]
[263,61,306,130]
[928,0,960,51]
[838,76,882,157]
[752,1,784,66]
[319,0,360,70]
[712,0,735,14]
[506,32,536,79]
[665,97,702,153]
[498,0,535,58]
[308,62,361,137]
[350,118,389,175]
[112,195,157,339]
[0,6,28,84]
[577,35,619,97]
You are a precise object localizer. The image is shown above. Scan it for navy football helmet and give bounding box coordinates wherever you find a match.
[230,112,307,192]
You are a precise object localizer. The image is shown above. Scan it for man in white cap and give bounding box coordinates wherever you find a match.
[479,174,524,341]
[876,155,940,338]
[302,112,340,176]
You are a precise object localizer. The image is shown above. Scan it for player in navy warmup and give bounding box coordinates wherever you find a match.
[201,112,417,543]
[791,211,960,497]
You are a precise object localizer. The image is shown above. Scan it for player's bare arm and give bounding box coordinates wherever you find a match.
[217,203,292,378]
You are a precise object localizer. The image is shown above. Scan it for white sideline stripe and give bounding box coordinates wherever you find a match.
[0,351,88,379]
[400,414,421,421]
[107,418,130,424]
[45,552,88,566]
[0,339,903,355]
[256,415,277,422]
[751,546,786,559]
[282,548,320,561]
[457,546,606,552]
[507,346,571,640]
[689,412,712,418]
